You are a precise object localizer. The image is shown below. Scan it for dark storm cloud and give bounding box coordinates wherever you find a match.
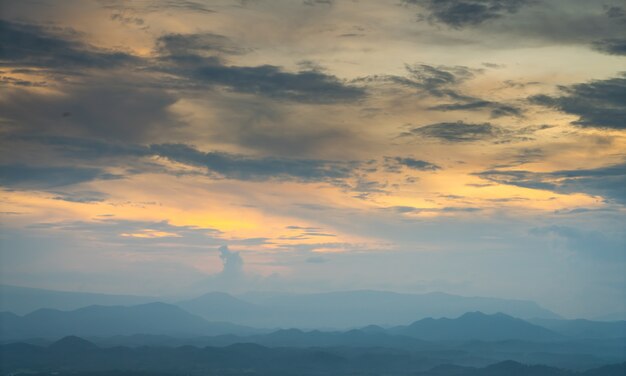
[530,75,626,129]
[0,20,137,69]
[476,162,626,204]
[149,143,356,181]
[591,38,626,56]
[0,165,120,190]
[404,0,535,28]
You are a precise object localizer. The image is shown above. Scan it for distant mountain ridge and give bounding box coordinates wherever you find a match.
[389,312,563,341]
[0,302,259,340]
[1,285,562,329]
[1,336,624,376]
[0,284,157,315]
[181,290,562,328]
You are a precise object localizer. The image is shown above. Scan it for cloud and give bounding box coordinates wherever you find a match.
[218,245,244,279]
[0,165,120,190]
[0,84,181,142]
[390,157,441,171]
[395,63,477,98]
[5,136,360,185]
[150,143,357,182]
[362,64,520,117]
[530,75,626,129]
[476,162,626,204]
[98,0,215,14]
[175,63,366,103]
[592,38,626,56]
[429,100,522,118]
[156,33,249,57]
[150,31,366,104]
[51,190,109,203]
[405,0,535,28]
[403,121,504,142]
[0,20,137,70]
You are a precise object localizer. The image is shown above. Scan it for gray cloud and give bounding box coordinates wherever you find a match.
[51,190,110,203]
[530,75,626,129]
[5,136,361,184]
[98,0,215,14]
[391,157,441,171]
[0,84,181,142]
[476,162,626,204]
[429,100,522,118]
[0,165,120,190]
[150,31,366,104]
[0,20,138,70]
[149,143,357,182]
[592,38,626,56]
[156,32,249,57]
[405,0,535,28]
[403,121,504,142]
[177,63,366,103]
[362,64,521,117]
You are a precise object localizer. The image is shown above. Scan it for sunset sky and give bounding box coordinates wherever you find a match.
[0,0,625,318]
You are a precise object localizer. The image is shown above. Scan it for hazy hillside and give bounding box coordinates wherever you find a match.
[389,312,563,341]
[0,285,156,315]
[0,302,258,340]
[1,286,561,329]
[1,337,624,376]
[181,290,560,328]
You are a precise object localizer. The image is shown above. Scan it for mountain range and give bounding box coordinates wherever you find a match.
[0,302,259,339]
[1,336,624,376]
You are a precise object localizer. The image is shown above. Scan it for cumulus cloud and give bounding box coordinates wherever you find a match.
[218,245,244,280]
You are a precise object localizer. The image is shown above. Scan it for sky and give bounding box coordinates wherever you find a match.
[0,0,625,319]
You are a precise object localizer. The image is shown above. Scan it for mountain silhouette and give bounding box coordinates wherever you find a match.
[0,302,257,340]
[390,312,562,341]
[1,338,624,375]
[190,290,561,328]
